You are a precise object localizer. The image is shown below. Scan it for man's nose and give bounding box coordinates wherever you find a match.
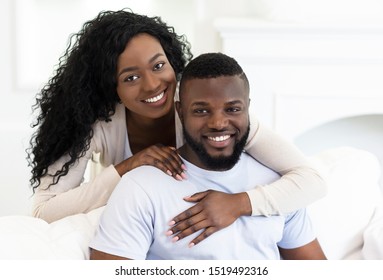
[207,111,229,130]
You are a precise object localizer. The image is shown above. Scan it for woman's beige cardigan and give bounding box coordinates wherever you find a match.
[33,103,326,223]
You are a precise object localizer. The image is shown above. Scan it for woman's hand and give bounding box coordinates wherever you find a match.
[115,144,187,180]
[166,190,252,247]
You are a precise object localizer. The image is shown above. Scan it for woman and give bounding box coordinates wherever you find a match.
[27,9,326,246]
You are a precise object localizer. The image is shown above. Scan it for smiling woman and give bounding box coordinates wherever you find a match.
[27,9,191,222]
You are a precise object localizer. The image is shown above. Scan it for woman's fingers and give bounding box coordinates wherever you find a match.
[188,227,218,247]
[128,144,186,179]
[167,191,247,246]
[168,209,205,235]
[169,218,211,243]
[182,191,209,202]
[168,218,219,247]
[150,144,186,180]
[170,203,204,227]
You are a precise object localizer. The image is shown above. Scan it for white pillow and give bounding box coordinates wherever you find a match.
[0,207,103,259]
[362,205,383,259]
[308,147,382,259]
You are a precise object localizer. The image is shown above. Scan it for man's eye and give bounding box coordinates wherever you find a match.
[154,62,165,71]
[227,107,241,113]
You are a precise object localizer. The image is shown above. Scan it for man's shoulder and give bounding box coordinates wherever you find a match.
[121,165,186,191]
[123,165,168,183]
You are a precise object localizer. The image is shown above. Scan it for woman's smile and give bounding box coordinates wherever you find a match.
[143,91,165,103]
[141,91,168,108]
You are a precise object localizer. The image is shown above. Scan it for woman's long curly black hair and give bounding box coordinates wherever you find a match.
[27,9,193,192]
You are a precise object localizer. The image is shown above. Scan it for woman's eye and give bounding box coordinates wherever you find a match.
[124,75,139,82]
[194,109,208,114]
[154,62,165,71]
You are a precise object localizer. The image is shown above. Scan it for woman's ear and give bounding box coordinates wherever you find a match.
[175,101,183,122]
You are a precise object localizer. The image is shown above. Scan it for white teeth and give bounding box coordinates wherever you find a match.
[144,92,164,103]
[208,135,231,142]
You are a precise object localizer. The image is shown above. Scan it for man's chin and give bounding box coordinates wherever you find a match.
[198,154,240,171]
[205,150,234,160]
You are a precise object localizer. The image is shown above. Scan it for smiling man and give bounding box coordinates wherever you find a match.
[89,53,326,260]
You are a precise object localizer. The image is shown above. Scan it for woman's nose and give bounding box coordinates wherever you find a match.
[143,73,161,92]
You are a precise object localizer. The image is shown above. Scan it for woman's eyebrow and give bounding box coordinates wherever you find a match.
[118,66,138,77]
[149,53,165,64]
[118,53,165,77]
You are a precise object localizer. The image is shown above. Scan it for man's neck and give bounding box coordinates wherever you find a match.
[177,145,202,169]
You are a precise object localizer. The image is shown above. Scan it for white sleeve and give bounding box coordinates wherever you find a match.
[89,175,154,259]
[245,114,327,216]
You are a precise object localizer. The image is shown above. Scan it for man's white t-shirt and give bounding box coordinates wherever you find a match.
[89,153,316,259]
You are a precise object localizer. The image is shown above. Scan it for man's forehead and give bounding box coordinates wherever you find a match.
[180,76,249,101]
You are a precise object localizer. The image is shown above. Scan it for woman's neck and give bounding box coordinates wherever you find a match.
[126,108,177,154]
[127,109,175,130]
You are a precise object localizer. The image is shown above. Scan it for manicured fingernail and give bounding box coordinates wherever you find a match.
[181,172,187,180]
[166,170,172,176]
[168,220,175,226]
[189,243,195,248]
[181,164,187,170]
[172,236,179,242]
[165,230,173,236]
[175,174,183,181]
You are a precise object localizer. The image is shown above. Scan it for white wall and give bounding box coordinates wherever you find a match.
[0,0,35,216]
[1,0,382,216]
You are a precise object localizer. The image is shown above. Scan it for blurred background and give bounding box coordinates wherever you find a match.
[1,0,382,216]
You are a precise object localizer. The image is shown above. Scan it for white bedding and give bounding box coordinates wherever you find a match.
[0,207,103,259]
[362,205,383,259]
[307,147,383,259]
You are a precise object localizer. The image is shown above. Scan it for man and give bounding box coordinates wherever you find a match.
[89,53,326,260]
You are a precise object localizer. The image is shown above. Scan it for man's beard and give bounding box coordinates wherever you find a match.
[182,124,250,171]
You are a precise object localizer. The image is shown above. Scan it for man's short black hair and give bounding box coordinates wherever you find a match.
[179,52,249,96]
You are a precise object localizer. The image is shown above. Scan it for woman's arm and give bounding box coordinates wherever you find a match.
[31,114,126,223]
[244,116,327,216]
[33,131,186,223]
[32,153,121,223]
[32,147,186,223]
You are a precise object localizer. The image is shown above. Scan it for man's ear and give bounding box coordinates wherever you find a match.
[175,101,183,122]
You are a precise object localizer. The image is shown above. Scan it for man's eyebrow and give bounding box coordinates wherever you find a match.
[190,100,245,106]
[226,100,244,105]
[118,53,165,77]
[191,101,209,106]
